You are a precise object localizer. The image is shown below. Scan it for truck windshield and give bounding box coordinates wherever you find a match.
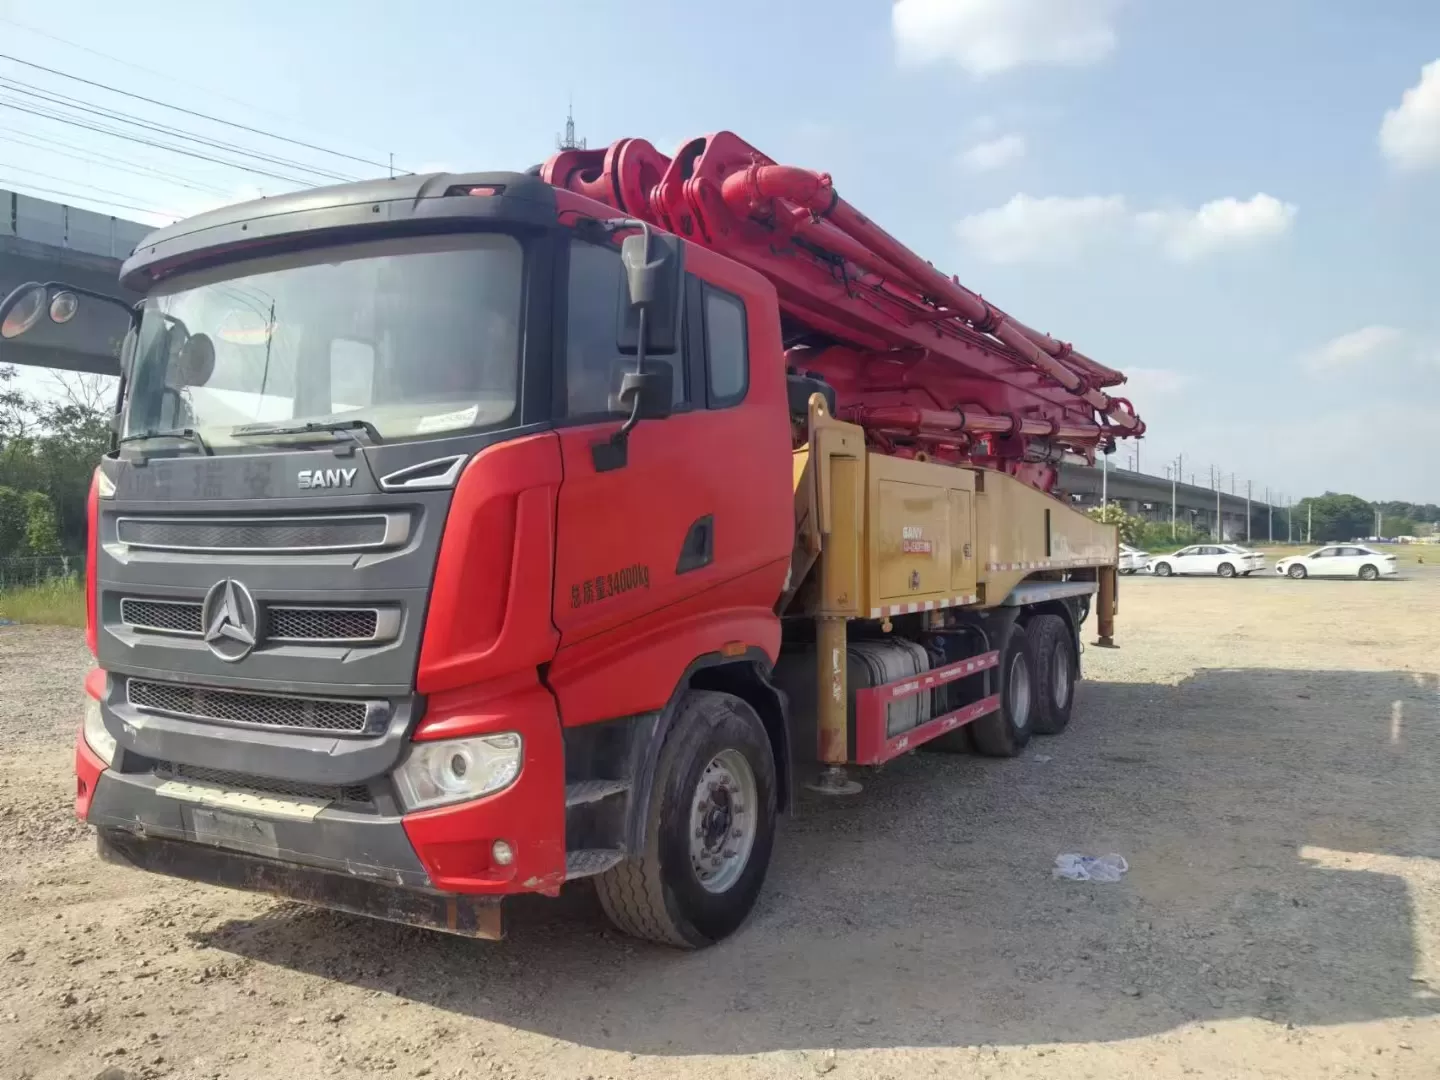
[122,232,522,450]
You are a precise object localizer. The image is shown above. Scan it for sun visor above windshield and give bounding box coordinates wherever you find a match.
[119,171,557,292]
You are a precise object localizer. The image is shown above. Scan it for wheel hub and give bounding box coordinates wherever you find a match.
[689,749,758,894]
[1010,654,1032,730]
[1053,645,1070,706]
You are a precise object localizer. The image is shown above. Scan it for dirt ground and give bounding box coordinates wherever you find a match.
[1,568,1437,1080]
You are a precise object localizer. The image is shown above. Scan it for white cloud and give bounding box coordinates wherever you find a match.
[1136,194,1297,262]
[957,192,1296,264]
[959,133,1027,172]
[1379,59,1440,170]
[1301,326,1406,374]
[955,194,1128,263]
[1123,367,1195,398]
[893,0,1123,78]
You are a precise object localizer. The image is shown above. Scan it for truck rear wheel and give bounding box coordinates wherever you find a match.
[970,629,1036,758]
[595,690,777,949]
[1027,614,1075,735]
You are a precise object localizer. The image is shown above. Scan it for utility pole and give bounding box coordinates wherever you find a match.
[1246,479,1252,543]
[1216,483,1222,541]
[1306,501,1312,544]
[1287,495,1293,543]
[1266,486,1273,543]
[1135,442,1140,475]
[1170,460,1178,539]
[1101,446,1108,509]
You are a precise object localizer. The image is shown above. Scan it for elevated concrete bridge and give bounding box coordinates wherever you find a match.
[1056,462,1283,544]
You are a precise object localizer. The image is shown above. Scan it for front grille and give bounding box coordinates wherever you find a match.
[116,514,392,553]
[128,679,371,733]
[154,762,371,805]
[120,598,203,635]
[268,607,378,642]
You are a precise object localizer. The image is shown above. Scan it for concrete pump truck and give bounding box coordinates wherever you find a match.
[0,130,1144,948]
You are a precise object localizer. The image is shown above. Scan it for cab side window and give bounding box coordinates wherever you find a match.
[702,285,748,408]
[565,240,685,418]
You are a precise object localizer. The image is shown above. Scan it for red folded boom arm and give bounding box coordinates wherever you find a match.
[543,131,1144,492]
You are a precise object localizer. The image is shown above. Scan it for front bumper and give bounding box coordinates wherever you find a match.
[80,669,568,905]
[97,827,504,939]
[86,764,433,887]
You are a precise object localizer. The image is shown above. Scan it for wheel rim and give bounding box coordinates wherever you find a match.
[1156,564,1170,577]
[1361,566,1377,580]
[688,748,758,894]
[1052,642,1071,708]
[1010,653,1032,731]
[1219,564,1234,577]
[1289,565,1304,579]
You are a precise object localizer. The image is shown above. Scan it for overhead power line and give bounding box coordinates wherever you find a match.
[0,75,357,182]
[0,125,235,196]
[0,97,319,185]
[0,50,397,172]
[0,174,174,218]
[0,16,357,144]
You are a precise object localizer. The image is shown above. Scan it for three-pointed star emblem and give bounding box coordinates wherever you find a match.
[200,579,258,661]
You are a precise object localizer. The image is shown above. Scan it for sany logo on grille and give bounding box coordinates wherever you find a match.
[298,467,357,490]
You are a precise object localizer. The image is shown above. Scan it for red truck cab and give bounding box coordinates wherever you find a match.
[38,169,794,947]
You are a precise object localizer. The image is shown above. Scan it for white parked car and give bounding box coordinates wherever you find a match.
[1150,543,1266,578]
[1274,544,1398,581]
[1219,544,1268,574]
[1118,543,1150,574]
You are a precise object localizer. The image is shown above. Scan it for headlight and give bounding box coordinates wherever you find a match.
[83,696,116,766]
[394,733,522,812]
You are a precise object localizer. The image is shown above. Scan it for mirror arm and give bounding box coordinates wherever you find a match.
[42,282,135,318]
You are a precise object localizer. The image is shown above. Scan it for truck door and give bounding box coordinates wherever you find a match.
[548,235,791,726]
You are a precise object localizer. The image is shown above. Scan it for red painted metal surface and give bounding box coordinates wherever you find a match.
[403,676,567,895]
[852,650,1001,765]
[415,434,562,696]
[543,132,1144,491]
[75,668,108,821]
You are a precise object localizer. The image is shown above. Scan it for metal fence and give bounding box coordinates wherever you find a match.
[0,556,84,589]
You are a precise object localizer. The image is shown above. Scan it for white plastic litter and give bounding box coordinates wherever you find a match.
[1053,853,1129,883]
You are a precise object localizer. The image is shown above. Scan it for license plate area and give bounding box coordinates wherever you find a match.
[184,806,281,858]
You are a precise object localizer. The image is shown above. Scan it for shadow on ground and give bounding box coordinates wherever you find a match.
[198,667,1440,1055]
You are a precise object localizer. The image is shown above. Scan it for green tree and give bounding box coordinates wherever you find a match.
[0,485,25,556]
[0,367,113,554]
[1086,503,1141,545]
[21,491,61,556]
[1295,493,1373,542]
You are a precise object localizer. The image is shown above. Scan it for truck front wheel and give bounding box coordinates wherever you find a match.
[595,690,777,948]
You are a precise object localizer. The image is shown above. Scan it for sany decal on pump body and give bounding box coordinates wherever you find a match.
[901,526,933,555]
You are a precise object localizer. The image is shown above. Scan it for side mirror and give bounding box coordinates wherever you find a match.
[617,227,684,356]
[0,283,48,340]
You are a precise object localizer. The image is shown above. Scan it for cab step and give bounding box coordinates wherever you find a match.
[565,848,625,880]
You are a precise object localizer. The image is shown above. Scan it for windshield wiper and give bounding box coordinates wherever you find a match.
[231,418,383,446]
[118,427,212,456]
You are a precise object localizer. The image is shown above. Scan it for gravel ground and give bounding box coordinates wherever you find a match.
[1,570,1437,1080]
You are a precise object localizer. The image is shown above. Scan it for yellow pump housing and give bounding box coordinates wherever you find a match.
[789,398,1117,620]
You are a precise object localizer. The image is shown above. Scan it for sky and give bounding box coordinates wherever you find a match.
[1,0,1438,502]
